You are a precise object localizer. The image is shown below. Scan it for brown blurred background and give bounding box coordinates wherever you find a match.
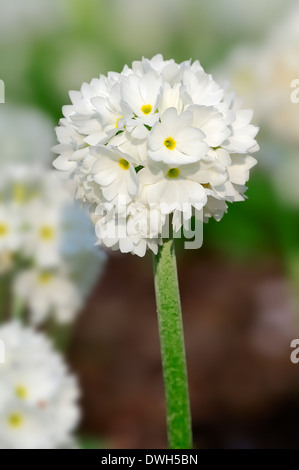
[70,246,299,449]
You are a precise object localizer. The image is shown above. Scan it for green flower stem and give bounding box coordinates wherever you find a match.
[153,238,192,449]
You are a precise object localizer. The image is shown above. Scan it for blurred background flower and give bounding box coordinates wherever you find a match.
[0,104,106,447]
[0,0,299,449]
[0,321,80,449]
[0,106,106,324]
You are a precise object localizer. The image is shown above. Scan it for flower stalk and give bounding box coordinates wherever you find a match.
[153,238,192,449]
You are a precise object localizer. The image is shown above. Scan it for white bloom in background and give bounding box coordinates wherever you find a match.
[0,106,54,191]
[53,55,259,256]
[0,105,106,327]
[215,4,299,206]
[23,200,63,268]
[217,4,299,146]
[0,204,24,255]
[0,322,80,449]
[201,0,286,35]
[0,178,106,323]
[13,267,82,325]
[0,0,66,40]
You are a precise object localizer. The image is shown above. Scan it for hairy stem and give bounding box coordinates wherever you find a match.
[153,238,192,449]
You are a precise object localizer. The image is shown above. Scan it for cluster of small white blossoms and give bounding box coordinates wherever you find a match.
[53,55,259,256]
[0,322,80,449]
[0,172,106,325]
[0,107,106,324]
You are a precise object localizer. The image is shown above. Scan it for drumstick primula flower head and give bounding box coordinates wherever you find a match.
[53,55,259,256]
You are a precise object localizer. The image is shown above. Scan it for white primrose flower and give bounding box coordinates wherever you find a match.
[0,106,106,328]
[0,322,80,449]
[109,127,148,164]
[23,200,63,268]
[91,81,124,134]
[11,175,106,324]
[94,199,163,257]
[0,204,23,255]
[148,108,208,165]
[120,71,163,127]
[53,55,259,256]
[91,145,139,202]
[130,55,184,83]
[13,267,82,326]
[139,161,207,214]
[52,118,90,173]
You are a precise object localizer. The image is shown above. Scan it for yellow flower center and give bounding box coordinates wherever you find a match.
[0,223,9,237]
[164,137,176,150]
[167,168,180,179]
[141,104,152,115]
[39,225,55,241]
[119,158,130,170]
[13,183,26,203]
[115,116,123,128]
[8,413,24,429]
[15,385,28,400]
[38,271,53,285]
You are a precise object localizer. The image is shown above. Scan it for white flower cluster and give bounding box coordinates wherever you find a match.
[0,106,106,324]
[53,55,259,256]
[0,322,80,449]
[0,173,105,324]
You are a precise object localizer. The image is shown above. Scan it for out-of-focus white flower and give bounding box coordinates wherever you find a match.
[0,0,66,40]
[0,106,54,189]
[2,174,106,324]
[0,105,106,324]
[13,267,82,325]
[23,201,63,268]
[0,204,23,255]
[53,55,259,256]
[217,4,299,146]
[201,0,287,34]
[215,4,299,206]
[0,322,80,449]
